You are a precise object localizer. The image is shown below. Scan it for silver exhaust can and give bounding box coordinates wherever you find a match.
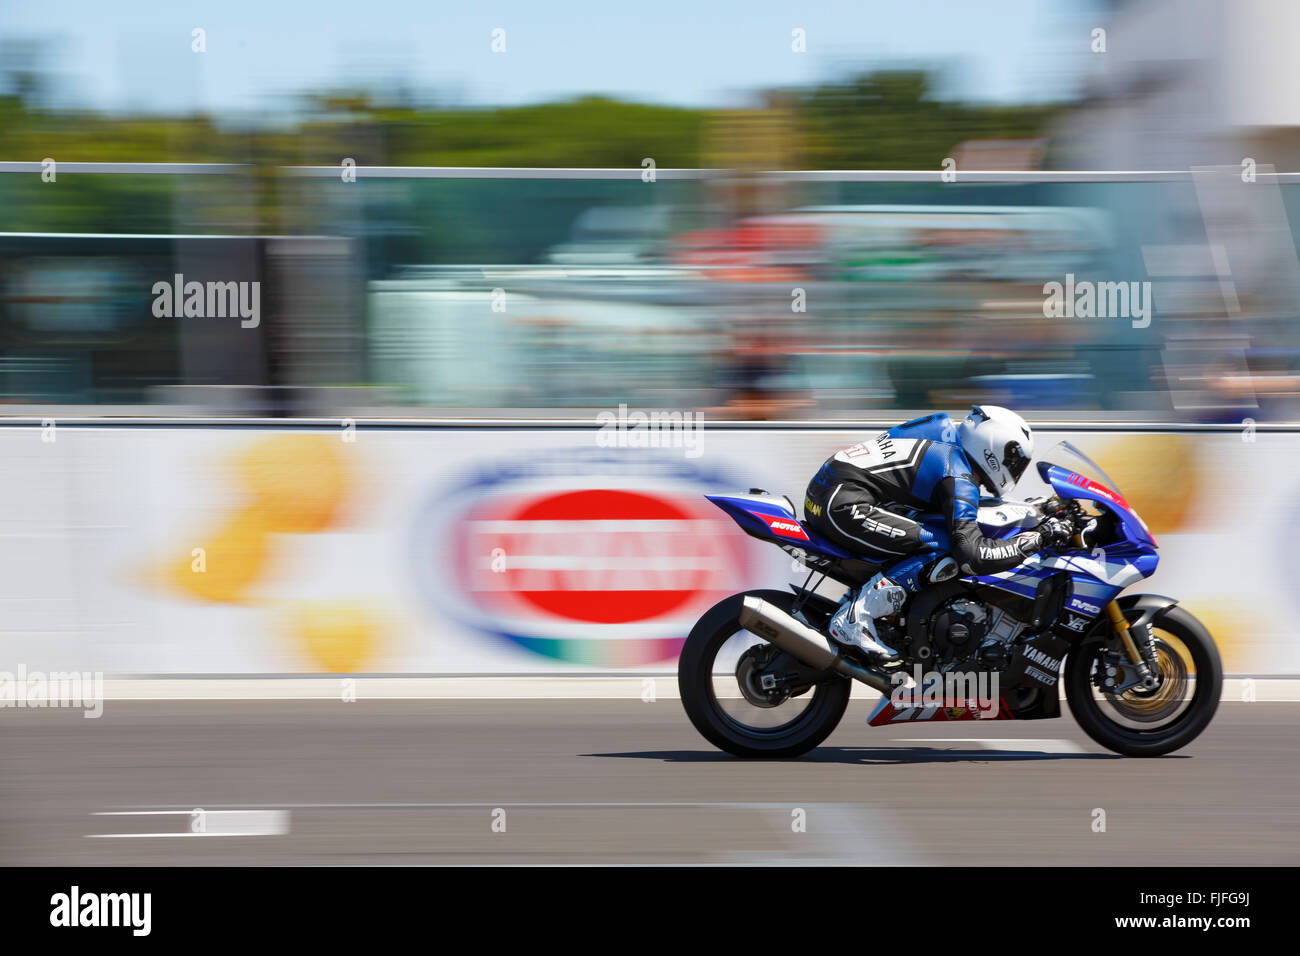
[737,595,894,694]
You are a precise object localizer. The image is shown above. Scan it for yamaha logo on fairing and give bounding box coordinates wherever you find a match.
[1023,646,1062,671]
[1020,645,1063,687]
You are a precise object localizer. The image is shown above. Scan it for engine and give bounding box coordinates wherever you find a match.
[928,596,1026,666]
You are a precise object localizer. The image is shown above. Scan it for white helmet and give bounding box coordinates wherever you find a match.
[957,404,1034,496]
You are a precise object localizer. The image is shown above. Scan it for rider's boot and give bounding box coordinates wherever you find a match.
[828,572,906,662]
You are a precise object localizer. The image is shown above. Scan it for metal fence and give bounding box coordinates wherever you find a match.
[2,165,1297,421]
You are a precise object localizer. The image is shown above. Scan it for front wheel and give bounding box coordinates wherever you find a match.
[678,590,852,758]
[1064,603,1221,756]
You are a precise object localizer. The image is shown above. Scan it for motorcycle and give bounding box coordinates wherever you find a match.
[678,441,1221,757]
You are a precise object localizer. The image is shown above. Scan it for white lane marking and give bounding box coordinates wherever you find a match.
[96,802,917,865]
[474,555,717,571]
[90,832,278,839]
[787,802,924,866]
[469,519,717,533]
[90,809,288,838]
[896,737,1086,754]
[111,801,874,810]
[94,677,674,700]
[713,802,923,866]
[21,676,1294,702]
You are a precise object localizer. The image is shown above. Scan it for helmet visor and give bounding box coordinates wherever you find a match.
[1002,441,1031,483]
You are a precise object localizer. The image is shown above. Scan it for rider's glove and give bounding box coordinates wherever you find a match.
[1038,516,1073,548]
[1014,531,1043,556]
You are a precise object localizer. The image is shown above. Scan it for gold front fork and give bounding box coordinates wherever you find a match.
[1105,600,1143,664]
[1074,522,1144,668]
[1072,526,1155,684]
[1063,519,1144,667]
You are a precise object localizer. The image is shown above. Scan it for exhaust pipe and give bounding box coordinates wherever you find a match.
[738,595,894,695]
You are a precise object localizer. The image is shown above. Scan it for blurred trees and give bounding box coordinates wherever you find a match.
[0,67,1063,235]
[797,70,1058,169]
[1,68,1059,170]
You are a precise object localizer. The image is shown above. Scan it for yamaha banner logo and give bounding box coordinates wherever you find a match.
[412,448,764,666]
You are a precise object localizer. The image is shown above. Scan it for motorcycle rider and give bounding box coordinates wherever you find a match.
[803,405,1072,661]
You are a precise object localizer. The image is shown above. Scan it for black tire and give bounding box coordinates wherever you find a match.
[678,589,852,758]
[1064,604,1221,757]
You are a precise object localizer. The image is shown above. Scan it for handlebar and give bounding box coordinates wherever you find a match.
[1036,497,1090,545]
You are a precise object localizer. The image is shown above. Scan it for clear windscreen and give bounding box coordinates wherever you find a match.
[1008,439,1125,502]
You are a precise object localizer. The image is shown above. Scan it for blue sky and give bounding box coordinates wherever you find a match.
[3,0,1103,114]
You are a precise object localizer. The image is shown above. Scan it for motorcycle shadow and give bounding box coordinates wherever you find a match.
[586,746,1130,765]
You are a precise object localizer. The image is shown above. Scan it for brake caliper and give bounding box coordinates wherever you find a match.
[1095,646,1148,695]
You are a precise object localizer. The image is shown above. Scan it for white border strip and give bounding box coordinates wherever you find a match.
[5,163,1300,182]
[0,417,1295,432]
[85,676,1300,701]
[0,162,247,175]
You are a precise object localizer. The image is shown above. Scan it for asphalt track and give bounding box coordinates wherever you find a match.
[2,699,1295,865]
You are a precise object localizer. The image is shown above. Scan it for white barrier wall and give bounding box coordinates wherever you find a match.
[0,423,1289,675]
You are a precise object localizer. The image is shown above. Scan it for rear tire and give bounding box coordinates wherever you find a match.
[678,590,852,758]
[1064,604,1221,756]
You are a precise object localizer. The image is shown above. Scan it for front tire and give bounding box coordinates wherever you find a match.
[678,590,852,758]
[1064,604,1221,756]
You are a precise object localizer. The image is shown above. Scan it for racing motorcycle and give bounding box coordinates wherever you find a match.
[678,442,1221,757]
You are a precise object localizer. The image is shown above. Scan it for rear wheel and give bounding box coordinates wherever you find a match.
[1064,604,1221,756]
[678,590,851,758]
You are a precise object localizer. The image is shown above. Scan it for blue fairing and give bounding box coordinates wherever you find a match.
[708,494,950,562]
[709,459,1158,623]
[964,463,1159,614]
[706,494,855,561]
[1038,461,1158,549]
[964,562,1059,599]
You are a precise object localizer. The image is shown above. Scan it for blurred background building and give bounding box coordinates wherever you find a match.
[2,0,1300,421]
